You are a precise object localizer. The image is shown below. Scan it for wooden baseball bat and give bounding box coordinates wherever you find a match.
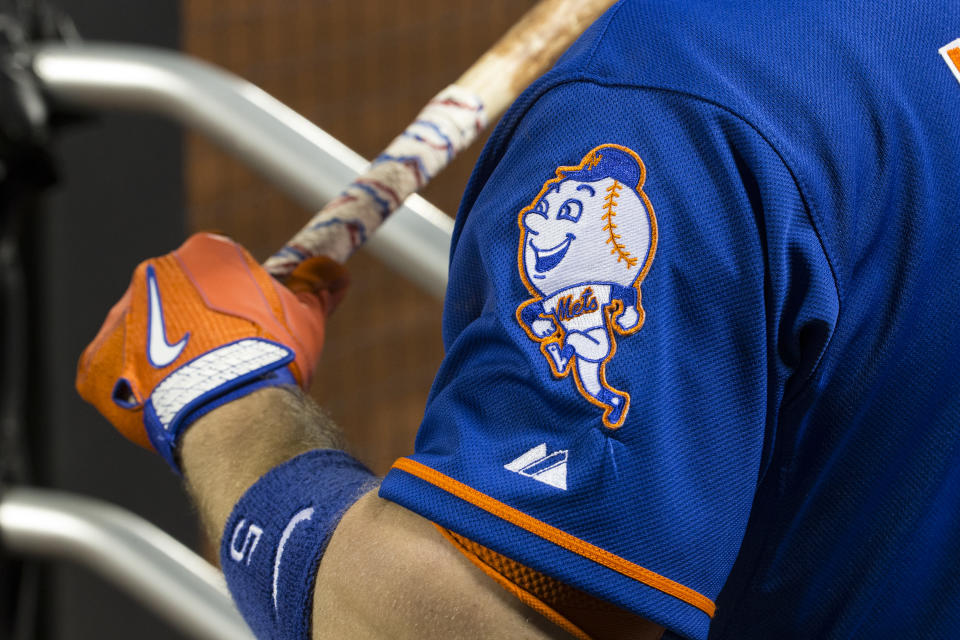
[264,0,617,279]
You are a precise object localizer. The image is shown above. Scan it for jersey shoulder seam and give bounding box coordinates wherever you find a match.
[475,73,841,402]
[581,0,628,71]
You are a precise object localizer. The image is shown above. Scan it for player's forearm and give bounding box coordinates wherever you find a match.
[177,388,574,640]
[180,386,345,544]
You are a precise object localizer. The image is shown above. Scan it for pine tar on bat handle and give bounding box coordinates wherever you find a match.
[262,0,617,280]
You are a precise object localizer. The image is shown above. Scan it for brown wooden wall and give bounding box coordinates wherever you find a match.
[181,1,536,473]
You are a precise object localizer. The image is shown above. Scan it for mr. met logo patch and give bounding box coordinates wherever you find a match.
[516,144,657,428]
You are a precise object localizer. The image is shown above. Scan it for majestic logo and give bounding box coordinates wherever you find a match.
[146,265,189,368]
[505,444,569,491]
[516,144,657,428]
[941,39,960,86]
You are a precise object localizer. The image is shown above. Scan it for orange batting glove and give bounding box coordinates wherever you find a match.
[75,233,348,470]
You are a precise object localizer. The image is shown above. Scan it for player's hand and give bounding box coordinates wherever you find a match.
[616,305,639,331]
[531,318,556,338]
[75,233,348,470]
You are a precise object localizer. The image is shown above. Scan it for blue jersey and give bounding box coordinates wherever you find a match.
[380,1,960,638]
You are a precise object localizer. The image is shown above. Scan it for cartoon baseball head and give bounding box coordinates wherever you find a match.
[518,144,656,298]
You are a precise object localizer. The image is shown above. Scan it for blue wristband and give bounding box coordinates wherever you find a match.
[220,449,378,639]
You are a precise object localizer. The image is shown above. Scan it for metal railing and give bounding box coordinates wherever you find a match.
[31,42,453,299]
[0,488,255,640]
[1,41,458,639]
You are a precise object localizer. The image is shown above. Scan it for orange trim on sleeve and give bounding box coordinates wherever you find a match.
[392,457,716,618]
[436,525,594,640]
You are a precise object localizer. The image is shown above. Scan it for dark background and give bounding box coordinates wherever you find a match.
[32,1,191,638]
[4,0,535,637]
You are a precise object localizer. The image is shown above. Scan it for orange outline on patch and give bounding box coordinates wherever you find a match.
[515,144,658,429]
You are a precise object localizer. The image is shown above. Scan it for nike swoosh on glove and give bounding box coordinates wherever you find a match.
[75,233,348,471]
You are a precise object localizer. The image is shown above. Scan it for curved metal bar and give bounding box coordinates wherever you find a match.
[30,42,453,298]
[0,487,254,640]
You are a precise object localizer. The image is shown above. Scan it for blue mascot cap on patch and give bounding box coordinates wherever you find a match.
[560,146,641,188]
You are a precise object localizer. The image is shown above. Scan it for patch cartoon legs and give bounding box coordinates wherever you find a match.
[565,328,609,362]
[545,327,606,372]
[556,328,629,426]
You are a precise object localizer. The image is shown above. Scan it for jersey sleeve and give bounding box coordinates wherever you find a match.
[379,79,837,640]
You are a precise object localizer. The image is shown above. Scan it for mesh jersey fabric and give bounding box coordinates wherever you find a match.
[380,1,960,638]
[438,527,663,640]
